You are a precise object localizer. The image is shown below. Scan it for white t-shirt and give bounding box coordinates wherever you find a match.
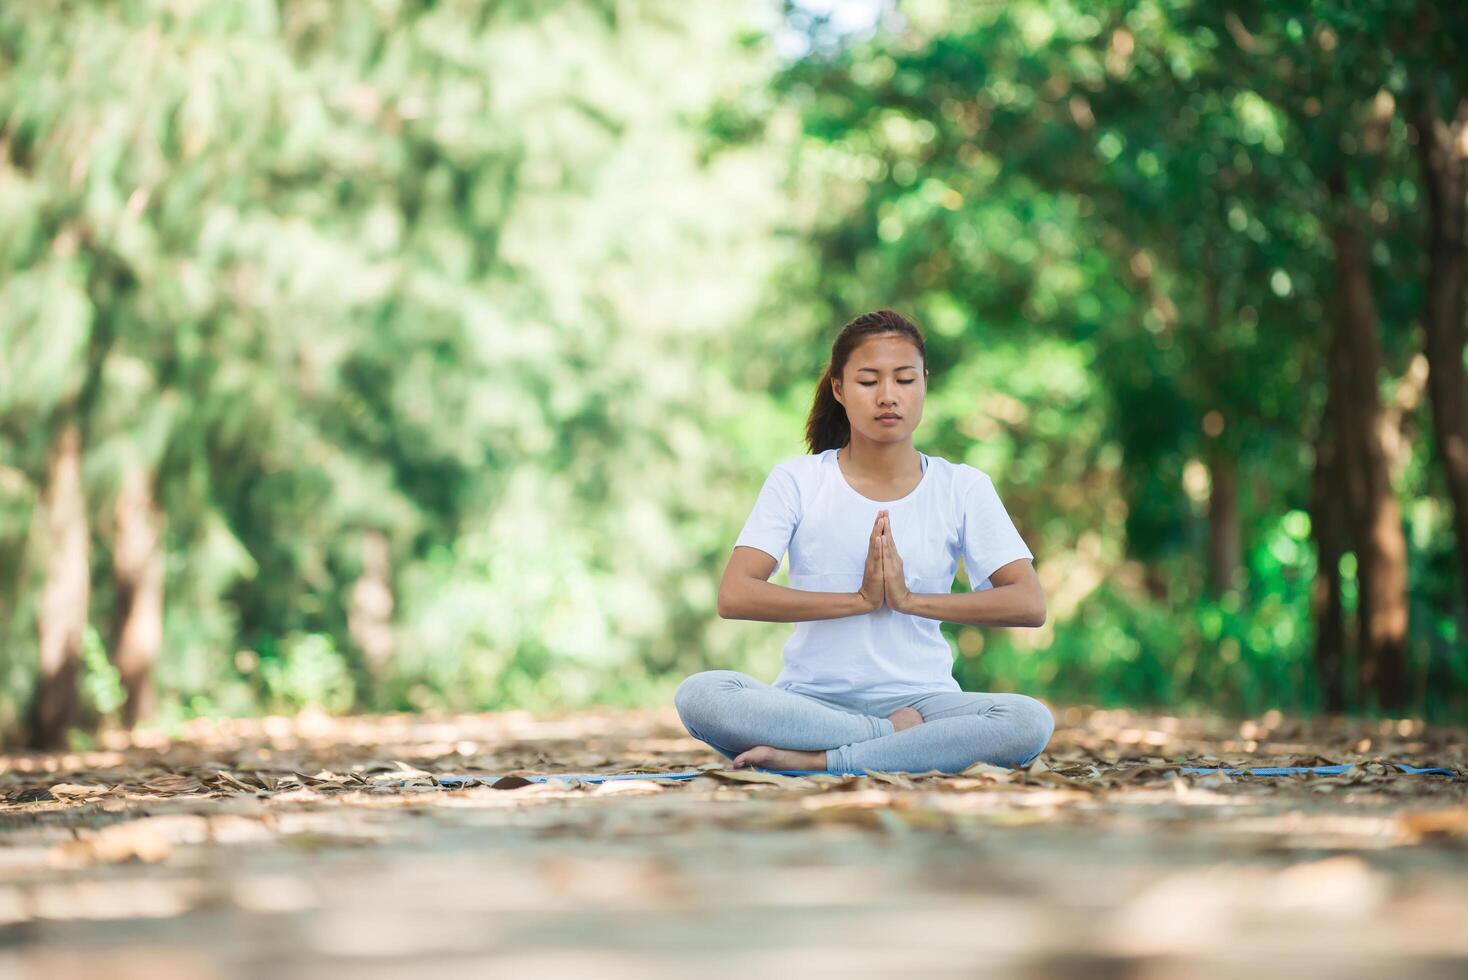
[733,448,1034,697]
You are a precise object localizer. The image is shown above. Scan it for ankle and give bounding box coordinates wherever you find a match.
[887,707,924,733]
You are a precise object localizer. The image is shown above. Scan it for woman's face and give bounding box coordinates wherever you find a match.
[832,334,926,446]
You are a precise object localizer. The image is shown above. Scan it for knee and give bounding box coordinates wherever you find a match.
[674,670,741,726]
[1013,695,1055,765]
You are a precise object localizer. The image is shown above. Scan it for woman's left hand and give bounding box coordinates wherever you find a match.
[879,515,912,612]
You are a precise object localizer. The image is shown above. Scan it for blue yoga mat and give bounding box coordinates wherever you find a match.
[430,769,863,786]
[1179,763,1456,776]
[425,762,1456,786]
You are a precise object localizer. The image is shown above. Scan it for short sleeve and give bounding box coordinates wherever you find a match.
[733,463,801,566]
[961,474,1033,591]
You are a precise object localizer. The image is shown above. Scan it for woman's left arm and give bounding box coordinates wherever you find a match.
[882,529,1045,627]
[901,559,1045,626]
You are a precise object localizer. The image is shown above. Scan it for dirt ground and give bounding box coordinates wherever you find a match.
[1,704,1466,978]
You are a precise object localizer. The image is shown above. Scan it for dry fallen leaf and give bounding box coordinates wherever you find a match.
[490,775,535,790]
[800,773,861,789]
[801,789,894,811]
[589,779,664,796]
[208,771,259,793]
[700,769,803,787]
[53,815,204,865]
[1401,806,1468,840]
[139,774,206,795]
[49,783,112,799]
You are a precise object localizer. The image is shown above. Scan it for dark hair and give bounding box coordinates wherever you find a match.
[804,309,929,454]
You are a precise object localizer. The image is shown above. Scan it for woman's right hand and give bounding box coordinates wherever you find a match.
[857,510,887,612]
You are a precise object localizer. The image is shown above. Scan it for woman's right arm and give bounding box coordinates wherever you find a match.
[716,512,887,622]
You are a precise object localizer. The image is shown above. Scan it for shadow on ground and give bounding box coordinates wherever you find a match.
[1,706,1465,978]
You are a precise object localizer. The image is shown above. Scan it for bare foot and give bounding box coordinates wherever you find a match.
[888,707,924,732]
[732,745,828,772]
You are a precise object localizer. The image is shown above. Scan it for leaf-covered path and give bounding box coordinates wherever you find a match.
[2,707,1466,977]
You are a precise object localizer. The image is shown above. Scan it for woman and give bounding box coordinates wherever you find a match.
[675,310,1054,774]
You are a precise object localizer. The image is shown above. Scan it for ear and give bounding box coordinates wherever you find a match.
[830,374,843,406]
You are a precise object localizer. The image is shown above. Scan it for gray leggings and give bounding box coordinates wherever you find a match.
[674,669,1054,773]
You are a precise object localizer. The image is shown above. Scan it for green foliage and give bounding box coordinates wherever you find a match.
[0,0,794,733]
[80,626,125,718]
[258,634,356,715]
[1,0,1465,735]
[716,0,1468,720]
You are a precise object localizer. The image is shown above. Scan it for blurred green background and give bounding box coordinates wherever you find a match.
[3,0,1466,747]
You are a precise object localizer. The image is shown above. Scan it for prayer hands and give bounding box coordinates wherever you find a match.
[858,511,885,612]
[879,511,912,613]
[857,510,912,614]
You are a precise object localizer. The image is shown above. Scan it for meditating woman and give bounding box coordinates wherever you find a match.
[675,309,1054,774]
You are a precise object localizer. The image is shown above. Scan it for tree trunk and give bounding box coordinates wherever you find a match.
[1200,264,1241,596]
[1329,212,1411,712]
[27,423,90,750]
[1310,354,1350,713]
[348,530,395,687]
[110,466,164,728]
[1206,451,1241,595]
[1415,92,1468,608]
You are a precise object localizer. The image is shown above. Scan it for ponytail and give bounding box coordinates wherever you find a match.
[804,364,849,454]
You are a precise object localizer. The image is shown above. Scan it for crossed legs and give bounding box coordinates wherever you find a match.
[673,669,1054,774]
[673,669,895,764]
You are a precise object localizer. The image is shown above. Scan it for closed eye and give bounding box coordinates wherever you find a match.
[859,380,915,386]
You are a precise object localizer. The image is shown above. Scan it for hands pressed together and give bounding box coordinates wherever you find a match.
[857,510,913,614]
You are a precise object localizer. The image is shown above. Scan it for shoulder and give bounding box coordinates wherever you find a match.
[754,452,829,501]
[766,451,828,484]
[924,457,1012,524]
[924,454,993,498]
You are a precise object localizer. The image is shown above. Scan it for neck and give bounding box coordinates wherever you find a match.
[840,435,920,478]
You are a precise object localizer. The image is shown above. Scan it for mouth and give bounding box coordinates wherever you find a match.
[876,414,902,423]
